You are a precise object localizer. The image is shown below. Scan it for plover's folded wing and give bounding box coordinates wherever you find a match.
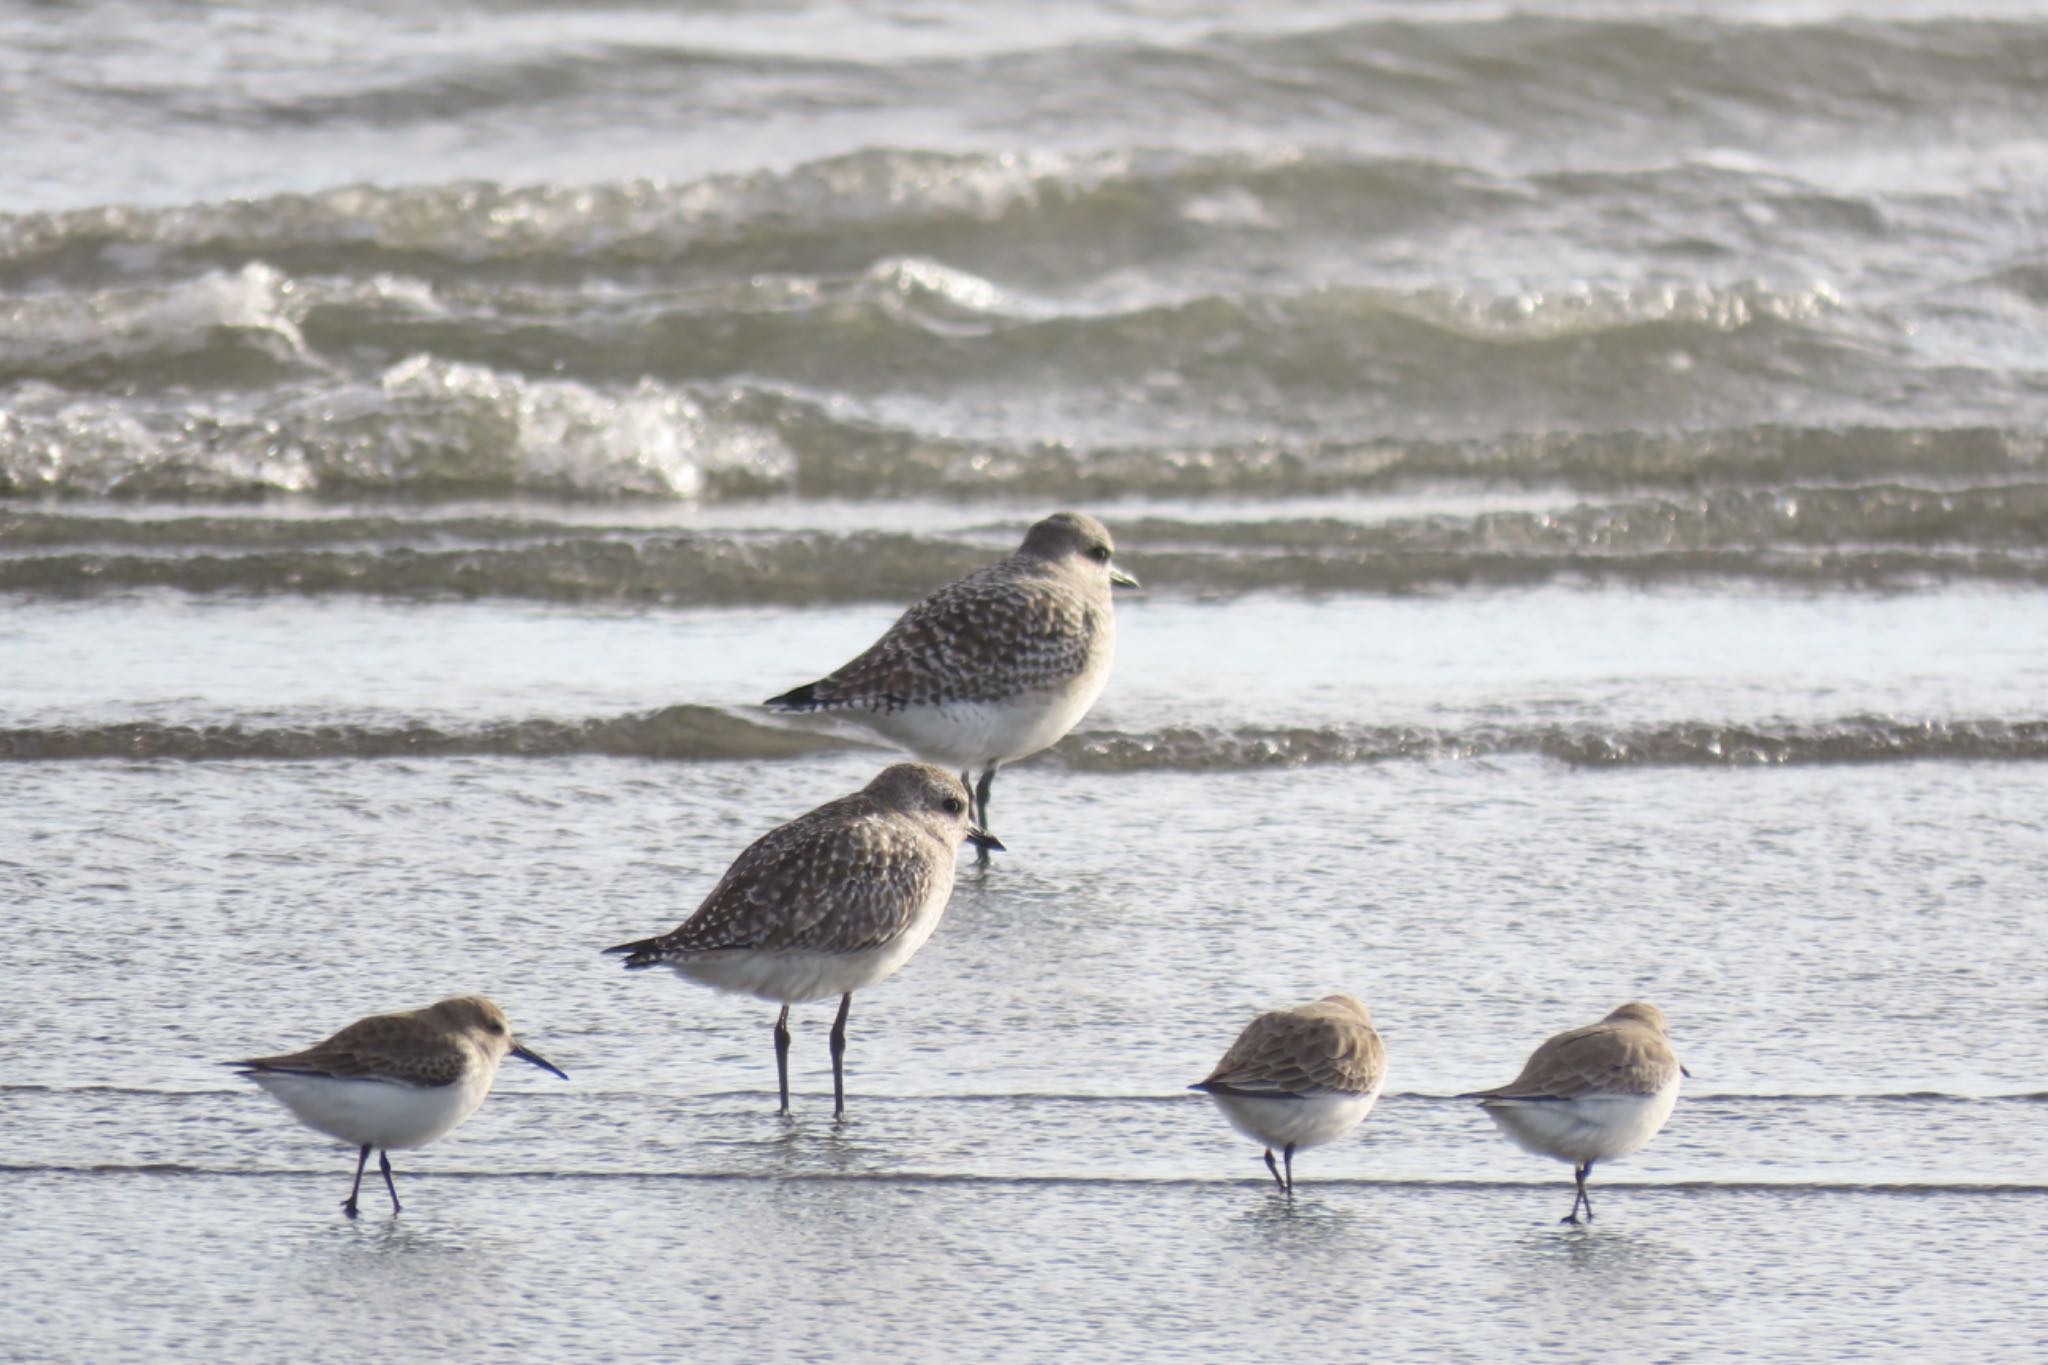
[768,569,1101,711]
[609,797,947,964]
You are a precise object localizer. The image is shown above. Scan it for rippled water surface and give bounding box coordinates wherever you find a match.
[4,1,2047,1360]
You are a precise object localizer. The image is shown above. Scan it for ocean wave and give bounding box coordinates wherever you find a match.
[4,325,2044,503]
[3,491,2044,601]
[2,712,2040,768]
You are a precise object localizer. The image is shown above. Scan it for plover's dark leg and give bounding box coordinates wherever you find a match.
[773,1006,792,1114]
[1282,1143,1297,1195]
[829,993,852,1119]
[379,1149,401,1215]
[973,767,999,865]
[342,1142,371,1217]
[1263,1148,1285,1191]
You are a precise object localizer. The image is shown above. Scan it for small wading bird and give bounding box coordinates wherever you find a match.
[606,763,997,1117]
[1463,1000,1686,1224]
[230,995,567,1217]
[1191,994,1387,1194]
[763,511,1137,863]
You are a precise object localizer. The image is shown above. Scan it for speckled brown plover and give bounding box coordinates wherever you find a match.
[763,511,1137,862]
[606,763,998,1117]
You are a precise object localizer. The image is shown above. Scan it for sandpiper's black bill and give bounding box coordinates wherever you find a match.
[512,1042,569,1080]
[966,826,1005,853]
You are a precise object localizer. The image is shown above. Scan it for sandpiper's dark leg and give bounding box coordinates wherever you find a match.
[1562,1160,1595,1224]
[379,1149,402,1215]
[1282,1143,1297,1195]
[342,1142,371,1217]
[1263,1148,1285,1191]
[973,766,999,865]
[829,993,852,1119]
[774,1005,792,1115]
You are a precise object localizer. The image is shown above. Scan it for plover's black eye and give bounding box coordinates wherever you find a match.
[1088,544,1112,563]
[486,1020,506,1035]
[941,796,965,816]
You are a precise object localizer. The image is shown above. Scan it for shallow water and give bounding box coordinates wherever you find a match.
[4,0,2048,1360]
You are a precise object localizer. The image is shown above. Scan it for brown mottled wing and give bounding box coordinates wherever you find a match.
[621,796,945,961]
[1470,1021,1678,1100]
[1196,1008,1386,1099]
[234,1013,463,1087]
[806,564,1100,707]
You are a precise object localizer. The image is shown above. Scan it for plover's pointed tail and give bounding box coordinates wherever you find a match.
[603,936,672,969]
[763,681,824,712]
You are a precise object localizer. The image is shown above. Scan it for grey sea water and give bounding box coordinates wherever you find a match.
[3,1,2047,1361]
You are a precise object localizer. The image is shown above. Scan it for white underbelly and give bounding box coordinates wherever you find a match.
[851,651,1115,771]
[1480,1077,1681,1164]
[249,1068,491,1150]
[1209,1082,1384,1151]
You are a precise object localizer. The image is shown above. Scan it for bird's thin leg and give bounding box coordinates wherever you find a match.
[1283,1143,1297,1195]
[773,1005,792,1115]
[378,1149,402,1215]
[1562,1161,1593,1225]
[342,1142,370,1218]
[973,767,999,865]
[829,993,852,1120]
[1263,1148,1285,1192]
[958,771,974,821]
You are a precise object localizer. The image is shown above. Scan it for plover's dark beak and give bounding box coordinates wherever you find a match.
[966,825,1006,853]
[1110,565,1141,590]
[512,1041,569,1080]
[1681,1064,1692,1079]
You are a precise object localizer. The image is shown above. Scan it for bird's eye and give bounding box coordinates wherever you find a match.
[1088,544,1112,563]
[487,1021,506,1035]
[941,796,964,816]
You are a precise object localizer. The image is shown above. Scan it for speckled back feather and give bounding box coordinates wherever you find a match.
[611,765,969,964]
[765,512,1121,712]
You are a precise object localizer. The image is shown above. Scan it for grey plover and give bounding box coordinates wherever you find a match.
[1463,1000,1685,1224]
[605,763,998,1117]
[763,511,1137,861]
[1190,993,1387,1193]
[229,995,567,1217]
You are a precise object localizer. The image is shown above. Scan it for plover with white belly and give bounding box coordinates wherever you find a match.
[763,511,1137,862]
[229,995,567,1217]
[606,763,998,1117]
[1191,993,1387,1194]
[1464,1000,1686,1224]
